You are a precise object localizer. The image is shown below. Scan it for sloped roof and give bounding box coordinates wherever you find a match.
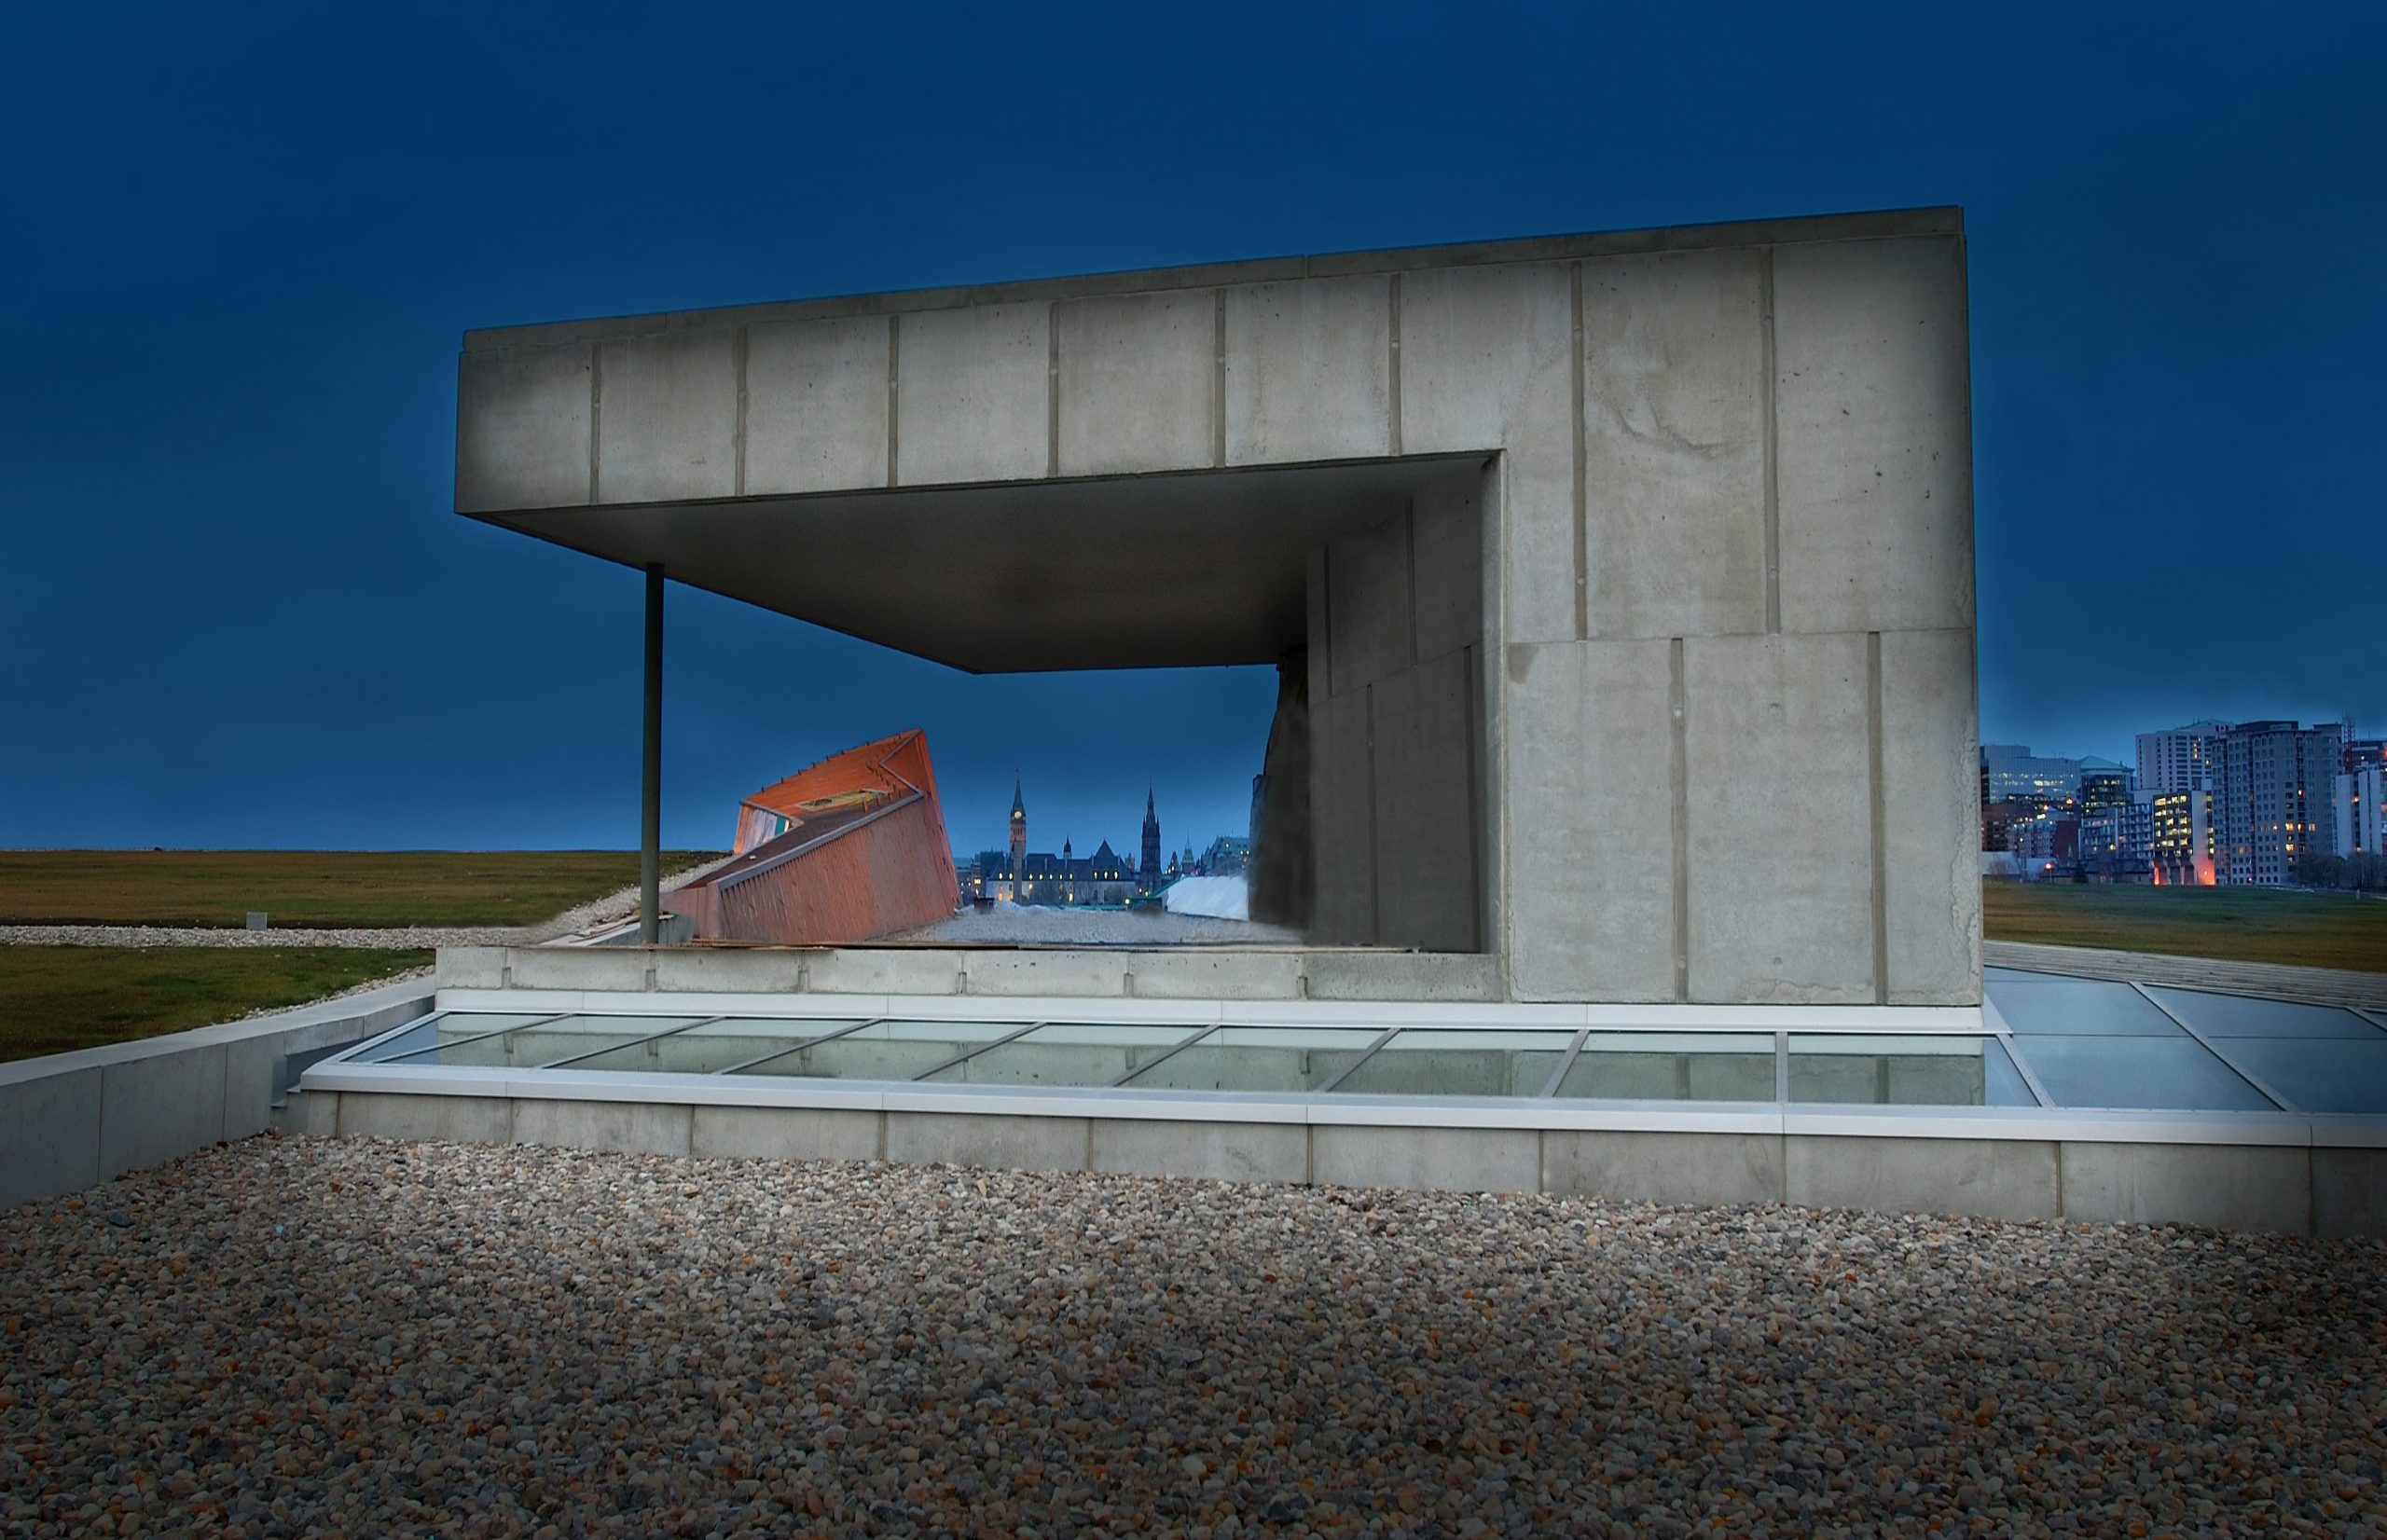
[743,729,933,820]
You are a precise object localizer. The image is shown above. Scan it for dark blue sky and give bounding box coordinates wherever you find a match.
[3,2,2380,856]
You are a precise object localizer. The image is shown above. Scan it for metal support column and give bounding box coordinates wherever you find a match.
[640,563,664,946]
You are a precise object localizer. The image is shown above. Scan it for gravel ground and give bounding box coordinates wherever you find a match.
[0,856,743,952]
[893,908,1304,946]
[5,1139,2381,1538]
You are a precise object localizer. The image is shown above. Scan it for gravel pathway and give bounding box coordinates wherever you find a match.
[5,1138,2381,1537]
[0,856,743,952]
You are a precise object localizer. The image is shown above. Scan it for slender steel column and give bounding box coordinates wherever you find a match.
[640,563,664,946]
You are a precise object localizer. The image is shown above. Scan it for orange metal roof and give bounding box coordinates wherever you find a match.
[742,729,939,821]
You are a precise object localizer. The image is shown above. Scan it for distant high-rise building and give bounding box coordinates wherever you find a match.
[2077,764,2135,819]
[2337,765,2385,860]
[2137,721,2227,796]
[2150,790,2216,887]
[2216,721,2342,886]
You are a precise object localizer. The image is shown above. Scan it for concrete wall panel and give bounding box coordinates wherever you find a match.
[744,314,890,494]
[99,1045,228,1179]
[2060,1142,2311,1234]
[1056,292,1213,474]
[1127,952,1305,999]
[1397,263,1575,644]
[886,1112,1089,1172]
[1581,250,1768,639]
[1090,1120,1307,1183]
[1880,627,1981,1002]
[1686,633,1875,1002]
[456,342,590,512]
[513,1098,692,1158]
[337,1092,513,1146]
[1410,474,1483,664]
[1310,688,1375,944]
[597,330,738,503]
[1543,1130,1782,1206]
[2313,1148,2387,1240]
[1311,1126,1538,1192]
[1303,951,1503,1001]
[0,1067,103,1208]
[1773,238,1973,634]
[1506,639,1677,1000]
[1371,650,1480,952]
[1324,514,1413,695]
[692,1107,881,1163]
[651,947,811,994]
[1787,1134,2058,1221]
[896,303,1050,485]
[963,952,1128,997]
[1224,276,1391,465]
[806,948,966,996]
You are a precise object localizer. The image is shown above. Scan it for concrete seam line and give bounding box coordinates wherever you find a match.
[885,313,901,487]
[1210,289,1227,468]
[1364,681,1381,942]
[1570,261,1588,641]
[1464,641,1484,955]
[1868,631,1889,1004]
[1759,247,1781,634]
[586,341,603,503]
[1387,272,1402,457]
[1670,638,1690,1003]
[732,326,749,497]
[1045,299,1060,477]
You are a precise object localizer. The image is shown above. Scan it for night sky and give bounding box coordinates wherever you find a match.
[3,2,2379,858]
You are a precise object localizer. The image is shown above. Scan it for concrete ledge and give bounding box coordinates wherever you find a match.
[513,1098,692,1157]
[1304,952,1504,1002]
[2061,1141,2311,1234]
[692,1106,882,1162]
[886,1111,1092,1172]
[962,953,1126,997]
[1787,1134,2058,1222]
[1091,1119,1307,1183]
[1544,1130,1784,1207]
[1126,951,1306,1000]
[338,1091,513,1146]
[0,978,434,1210]
[1311,1125,1538,1192]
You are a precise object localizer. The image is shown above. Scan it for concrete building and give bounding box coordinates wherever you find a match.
[2217,721,2342,887]
[2151,788,2216,887]
[1980,745,2080,807]
[2336,764,2384,859]
[2137,721,2226,796]
[454,207,1980,1009]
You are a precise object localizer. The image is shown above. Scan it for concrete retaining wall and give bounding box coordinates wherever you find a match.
[301,1086,2385,1238]
[0,978,434,1210]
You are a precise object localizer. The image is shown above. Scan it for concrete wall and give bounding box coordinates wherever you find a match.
[1306,466,1487,951]
[303,1084,2383,1238]
[0,978,433,1210]
[457,210,1980,1006]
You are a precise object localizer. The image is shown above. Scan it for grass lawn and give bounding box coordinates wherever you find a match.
[0,946,434,1063]
[0,849,722,928]
[1983,883,2387,974]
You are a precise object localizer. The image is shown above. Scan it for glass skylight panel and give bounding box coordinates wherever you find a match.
[1787,1035,2033,1107]
[2198,1037,2387,1115]
[919,1023,1194,1086]
[1120,1027,1382,1093]
[731,1019,1019,1081]
[1554,1033,1774,1102]
[2002,1034,2273,1112]
[2140,987,2384,1040]
[1325,1029,1576,1097]
[1987,975,2187,1037]
[557,1017,865,1074]
[362,1012,571,1065]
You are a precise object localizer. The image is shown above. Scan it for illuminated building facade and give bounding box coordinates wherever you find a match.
[2137,722,2226,797]
[2336,764,2385,859]
[2216,721,2342,887]
[2150,790,2215,886]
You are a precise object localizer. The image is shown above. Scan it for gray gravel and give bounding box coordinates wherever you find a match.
[5,1138,2382,1537]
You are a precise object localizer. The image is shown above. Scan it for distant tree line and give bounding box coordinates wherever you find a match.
[2295,851,2387,892]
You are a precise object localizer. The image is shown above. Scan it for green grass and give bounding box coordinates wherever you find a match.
[0,849,722,928]
[1983,883,2387,974]
[0,946,434,1063]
